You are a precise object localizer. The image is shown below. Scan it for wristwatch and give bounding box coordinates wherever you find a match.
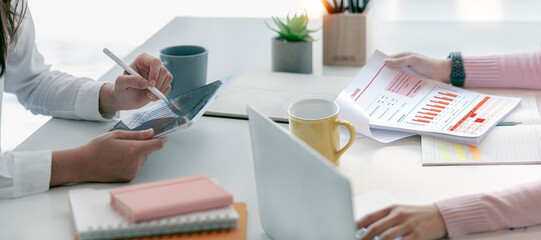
[448,52,466,87]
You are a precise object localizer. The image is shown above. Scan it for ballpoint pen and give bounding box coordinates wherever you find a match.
[103,48,170,103]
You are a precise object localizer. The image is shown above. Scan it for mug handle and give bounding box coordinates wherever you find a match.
[334,120,357,159]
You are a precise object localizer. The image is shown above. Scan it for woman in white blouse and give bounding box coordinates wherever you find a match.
[0,0,173,198]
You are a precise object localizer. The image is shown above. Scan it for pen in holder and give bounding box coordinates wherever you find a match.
[323,7,369,67]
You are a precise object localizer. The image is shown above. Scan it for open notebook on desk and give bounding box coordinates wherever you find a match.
[204,71,351,122]
[422,91,541,165]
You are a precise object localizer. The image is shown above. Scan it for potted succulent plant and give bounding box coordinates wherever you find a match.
[266,11,318,74]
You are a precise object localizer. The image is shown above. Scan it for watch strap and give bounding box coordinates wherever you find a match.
[448,52,466,87]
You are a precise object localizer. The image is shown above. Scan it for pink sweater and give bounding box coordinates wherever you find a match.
[435,50,541,237]
[462,50,541,89]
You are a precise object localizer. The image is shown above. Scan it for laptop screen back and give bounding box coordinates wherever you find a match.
[247,106,357,240]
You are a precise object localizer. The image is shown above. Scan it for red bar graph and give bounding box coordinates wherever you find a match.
[438,92,458,98]
[419,111,438,116]
[427,104,446,109]
[411,91,461,125]
[422,107,442,113]
[413,119,431,123]
[415,115,434,120]
[430,100,449,105]
[435,96,454,102]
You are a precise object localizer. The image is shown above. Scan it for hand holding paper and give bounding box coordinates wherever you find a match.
[335,50,520,145]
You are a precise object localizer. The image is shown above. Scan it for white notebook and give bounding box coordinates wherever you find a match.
[422,92,541,165]
[68,188,239,240]
[204,71,351,122]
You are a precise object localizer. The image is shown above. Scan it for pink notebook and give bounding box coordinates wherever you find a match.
[110,175,233,222]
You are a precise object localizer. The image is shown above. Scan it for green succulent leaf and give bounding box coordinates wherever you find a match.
[267,9,319,42]
[289,18,304,33]
[302,35,315,42]
[281,23,293,36]
[265,21,280,33]
[287,32,304,41]
[296,29,308,37]
[306,28,320,33]
[272,16,288,34]
[277,31,290,40]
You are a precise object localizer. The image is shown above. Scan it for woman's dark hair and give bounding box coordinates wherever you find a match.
[0,0,27,76]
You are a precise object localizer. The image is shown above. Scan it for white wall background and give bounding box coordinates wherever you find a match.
[3,0,541,152]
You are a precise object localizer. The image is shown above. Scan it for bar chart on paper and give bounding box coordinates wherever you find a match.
[410,91,461,125]
[422,93,541,165]
[402,87,516,137]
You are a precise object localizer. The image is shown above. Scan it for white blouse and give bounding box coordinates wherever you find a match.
[0,9,109,198]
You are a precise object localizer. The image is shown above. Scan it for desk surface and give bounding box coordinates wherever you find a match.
[2,17,541,240]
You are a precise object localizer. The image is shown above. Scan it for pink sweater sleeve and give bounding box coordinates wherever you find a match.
[434,180,541,237]
[432,51,541,237]
[463,51,541,89]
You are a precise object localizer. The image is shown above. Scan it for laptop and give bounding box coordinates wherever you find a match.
[248,106,400,240]
[110,76,232,138]
[248,106,362,240]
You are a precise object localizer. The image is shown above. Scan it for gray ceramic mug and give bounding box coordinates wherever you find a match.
[159,45,208,98]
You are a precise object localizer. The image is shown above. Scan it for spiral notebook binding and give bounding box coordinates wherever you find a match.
[79,212,237,240]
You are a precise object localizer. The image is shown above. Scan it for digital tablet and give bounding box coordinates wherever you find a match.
[110,76,232,138]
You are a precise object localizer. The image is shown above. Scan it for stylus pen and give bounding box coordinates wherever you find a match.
[103,48,170,103]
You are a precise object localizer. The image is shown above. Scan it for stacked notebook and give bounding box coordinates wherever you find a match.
[68,175,242,240]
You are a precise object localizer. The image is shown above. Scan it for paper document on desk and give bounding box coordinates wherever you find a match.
[422,92,541,165]
[336,50,521,145]
[337,92,414,142]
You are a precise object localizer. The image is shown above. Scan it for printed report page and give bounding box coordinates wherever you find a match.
[343,50,520,139]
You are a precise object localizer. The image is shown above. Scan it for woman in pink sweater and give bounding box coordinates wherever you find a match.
[357,51,541,240]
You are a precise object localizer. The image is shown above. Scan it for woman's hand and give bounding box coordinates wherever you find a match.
[99,53,173,115]
[51,129,167,185]
[357,204,447,240]
[385,52,452,84]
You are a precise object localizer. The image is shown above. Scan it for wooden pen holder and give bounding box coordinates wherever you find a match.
[323,10,368,66]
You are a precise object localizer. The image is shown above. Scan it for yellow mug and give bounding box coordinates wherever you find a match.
[287,99,356,165]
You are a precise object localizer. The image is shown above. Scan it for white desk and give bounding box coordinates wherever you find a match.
[2,17,541,240]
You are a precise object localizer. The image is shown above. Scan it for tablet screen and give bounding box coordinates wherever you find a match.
[110,78,226,137]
